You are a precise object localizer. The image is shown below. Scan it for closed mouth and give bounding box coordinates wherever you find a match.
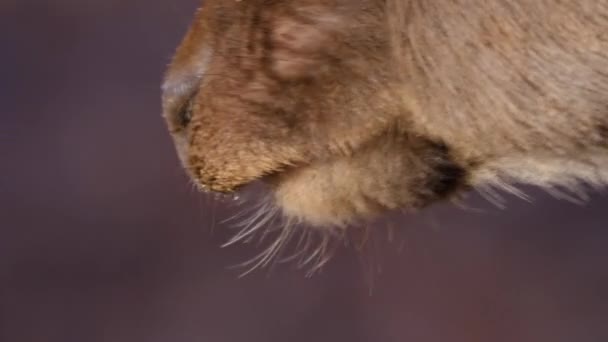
[192,169,284,201]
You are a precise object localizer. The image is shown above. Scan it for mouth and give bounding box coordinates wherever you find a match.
[191,150,384,228]
[191,157,304,194]
[190,165,291,203]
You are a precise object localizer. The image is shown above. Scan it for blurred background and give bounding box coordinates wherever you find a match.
[2,1,607,341]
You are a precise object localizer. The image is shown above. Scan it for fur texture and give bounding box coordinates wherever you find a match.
[162,0,608,230]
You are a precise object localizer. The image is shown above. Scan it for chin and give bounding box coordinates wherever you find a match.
[268,162,391,229]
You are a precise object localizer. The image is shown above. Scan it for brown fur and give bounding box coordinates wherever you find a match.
[162,0,608,229]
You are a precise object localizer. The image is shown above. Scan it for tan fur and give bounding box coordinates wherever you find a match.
[162,0,608,229]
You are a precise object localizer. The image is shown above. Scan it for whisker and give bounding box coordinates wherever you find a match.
[222,197,268,225]
[544,183,589,205]
[223,202,277,248]
[476,184,507,209]
[235,222,291,277]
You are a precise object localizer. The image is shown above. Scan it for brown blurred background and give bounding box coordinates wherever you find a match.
[1,1,608,341]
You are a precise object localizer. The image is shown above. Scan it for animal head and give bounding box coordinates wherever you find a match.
[162,0,468,229]
[162,0,608,235]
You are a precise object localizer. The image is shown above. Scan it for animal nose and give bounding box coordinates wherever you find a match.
[161,75,200,110]
[162,47,212,107]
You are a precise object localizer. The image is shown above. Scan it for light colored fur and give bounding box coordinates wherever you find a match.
[163,0,608,232]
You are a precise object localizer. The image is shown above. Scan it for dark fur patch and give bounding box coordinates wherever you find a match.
[416,140,468,205]
[427,160,467,198]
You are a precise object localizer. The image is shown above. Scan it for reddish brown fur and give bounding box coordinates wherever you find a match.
[163,0,608,228]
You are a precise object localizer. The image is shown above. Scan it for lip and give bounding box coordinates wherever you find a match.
[193,166,294,203]
[188,154,308,201]
[191,171,279,200]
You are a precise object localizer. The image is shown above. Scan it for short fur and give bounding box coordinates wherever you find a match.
[162,0,608,229]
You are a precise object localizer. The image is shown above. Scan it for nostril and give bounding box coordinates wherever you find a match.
[177,96,195,127]
[161,74,201,130]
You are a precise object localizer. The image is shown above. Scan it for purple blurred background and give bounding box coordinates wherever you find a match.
[1,1,607,341]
